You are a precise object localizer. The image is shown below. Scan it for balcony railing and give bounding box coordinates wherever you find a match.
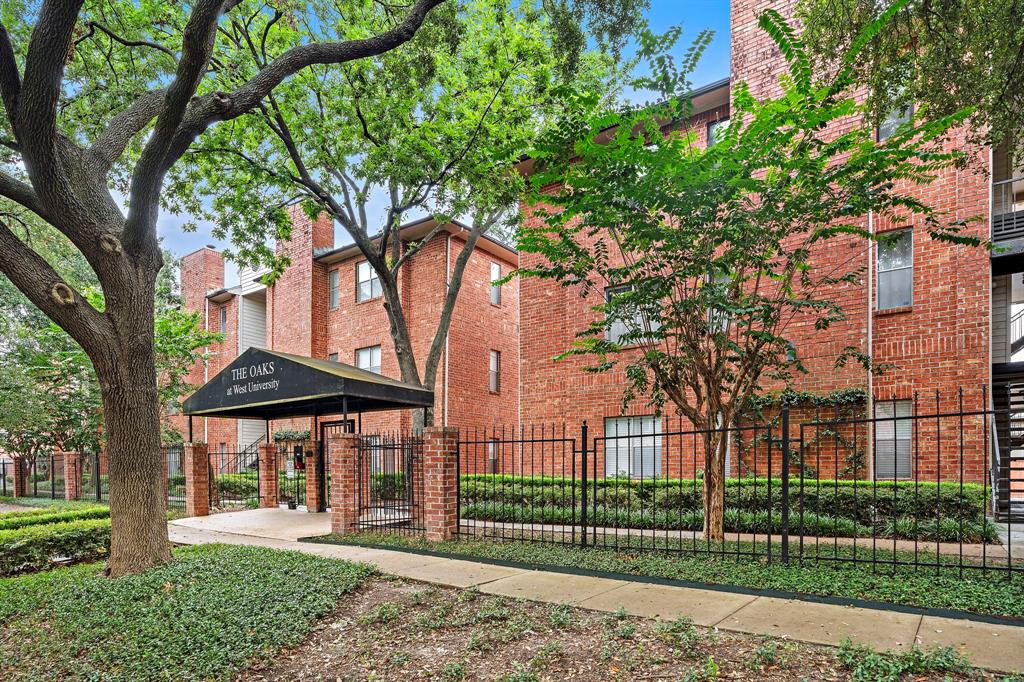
[993,176,1024,242]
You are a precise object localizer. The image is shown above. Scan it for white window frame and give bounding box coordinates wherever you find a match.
[355,345,381,374]
[329,269,340,309]
[218,306,227,333]
[877,103,914,142]
[604,285,657,345]
[876,229,913,310]
[489,350,501,393]
[874,400,912,479]
[604,416,662,478]
[356,261,382,302]
[490,262,502,306]
[707,117,730,146]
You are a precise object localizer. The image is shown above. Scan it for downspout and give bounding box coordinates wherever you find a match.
[444,233,451,427]
[203,296,210,444]
[866,210,874,479]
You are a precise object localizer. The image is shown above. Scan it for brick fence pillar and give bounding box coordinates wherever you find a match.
[258,443,279,509]
[12,457,30,497]
[423,426,459,542]
[329,434,360,534]
[63,451,82,501]
[184,443,210,517]
[305,442,324,513]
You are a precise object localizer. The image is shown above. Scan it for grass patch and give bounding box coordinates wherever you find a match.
[0,506,109,530]
[319,532,1024,618]
[0,543,374,681]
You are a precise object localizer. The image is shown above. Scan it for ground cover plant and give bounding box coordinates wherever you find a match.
[459,475,997,543]
[0,544,374,681]
[0,496,109,511]
[326,533,1024,619]
[239,576,991,681]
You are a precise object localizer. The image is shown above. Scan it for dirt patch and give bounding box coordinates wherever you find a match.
[239,577,983,681]
[0,503,30,513]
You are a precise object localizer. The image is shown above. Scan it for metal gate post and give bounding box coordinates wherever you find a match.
[579,420,588,548]
[780,406,791,565]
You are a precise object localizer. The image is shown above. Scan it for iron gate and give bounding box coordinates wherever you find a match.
[210,444,260,510]
[356,432,424,534]
[278,442,308,509]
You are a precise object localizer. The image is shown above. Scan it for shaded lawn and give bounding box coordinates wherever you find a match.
[0,543,374,681]
[0,496,110,511]
[318,532,1024,619]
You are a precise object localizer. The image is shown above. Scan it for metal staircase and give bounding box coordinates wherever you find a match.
[1011,309,1024,355]
[993,380,1024,522]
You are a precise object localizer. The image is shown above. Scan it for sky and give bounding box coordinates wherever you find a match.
[157,0,732,286]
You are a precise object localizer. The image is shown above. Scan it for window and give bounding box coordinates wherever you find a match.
[487,438,499,474]
[489,350,501,393]
[356,261,381,302]
[218,306,227,333]
[877,229,913,310]
[329,269,340,309]
[355,345,381,374]
[604,285,657,345]
[877,104,913,142]
[489,262,502,306]
[707,272,732,334]
[328,353,338,362]
[874,400,912,479]
[707,117,730,146]
[604,416,661,478]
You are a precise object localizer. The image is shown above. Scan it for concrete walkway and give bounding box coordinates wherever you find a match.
[169,510,1024,675]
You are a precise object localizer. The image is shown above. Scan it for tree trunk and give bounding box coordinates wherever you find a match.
[94,288,170,577]
[702,429,728,541]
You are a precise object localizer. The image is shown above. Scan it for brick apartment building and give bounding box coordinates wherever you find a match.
[517,0,1023,493]
[177,0,1022,503]
[178,208,519,451]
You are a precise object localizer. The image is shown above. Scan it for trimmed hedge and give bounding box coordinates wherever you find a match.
[0,518,111,575]
[459,475,997,543]
[0,507,109,531]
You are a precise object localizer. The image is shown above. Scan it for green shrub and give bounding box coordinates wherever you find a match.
[372,473,407,499]
[0,519,111,575]
[0,507,109,531]
[458,475,994,543]
[215,472,258,498]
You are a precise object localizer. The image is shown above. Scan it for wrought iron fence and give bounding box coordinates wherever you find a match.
[1,460,10,496]
[164,445,185,511]
[355,432,424,535]
[277,441,308,509]
[28,452,64,499]
[209,444,260,511]
[455,391,1022,576]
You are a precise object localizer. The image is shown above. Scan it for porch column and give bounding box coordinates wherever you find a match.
[423,426,459,542]
[305,442,324,513]
[258,443,279,509]
[12,457,30,497]
[63,451,82,501]
[329,433,360,534]
[184,443,210,517]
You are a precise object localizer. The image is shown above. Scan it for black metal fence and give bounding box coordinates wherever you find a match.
[209,444,260,511]
[456,395,1022,576]
[355,432,424,535]
[27,452,65,499]
[1,459,10,496]
[277,442,308,509]
[164,445,185,512]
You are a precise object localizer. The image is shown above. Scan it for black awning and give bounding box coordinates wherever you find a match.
[182,347,433,420]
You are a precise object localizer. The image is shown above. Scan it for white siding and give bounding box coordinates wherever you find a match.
[238,294,267,352]
[994,275,1010,363]
[238,419,265,450]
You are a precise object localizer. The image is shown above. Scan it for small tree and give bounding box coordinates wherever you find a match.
[519,9,978,540]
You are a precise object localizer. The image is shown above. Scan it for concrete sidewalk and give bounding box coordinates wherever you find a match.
[168,513,1024,675]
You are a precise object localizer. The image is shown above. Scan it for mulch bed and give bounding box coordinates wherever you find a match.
[239,577,981,681]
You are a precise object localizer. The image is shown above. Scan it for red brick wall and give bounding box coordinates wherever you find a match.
[515,0,992,483]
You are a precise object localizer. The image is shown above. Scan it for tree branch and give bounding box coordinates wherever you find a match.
[0,216,109,350]
[88,89,168,172]
[0,21,21,126]
[77,20,178,63]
